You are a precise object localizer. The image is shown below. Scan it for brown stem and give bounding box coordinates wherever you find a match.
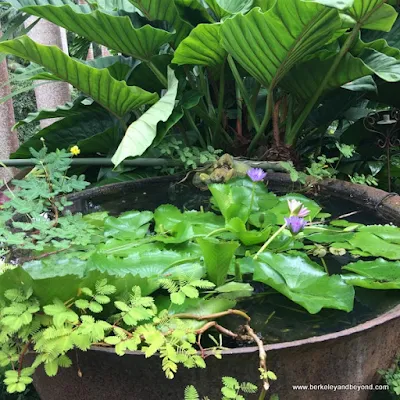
[196,321,238,338]
[173,309,251,322]
[197,333,205,359]
[17,340,32,376]
[244,324,269,392]
[273,99,282,147]
[22,246,71,263]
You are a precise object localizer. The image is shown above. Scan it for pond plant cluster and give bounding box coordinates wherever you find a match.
[1,148,400,399]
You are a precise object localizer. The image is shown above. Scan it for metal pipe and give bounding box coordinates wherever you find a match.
[0,157,286,171]
[0,158,181,167]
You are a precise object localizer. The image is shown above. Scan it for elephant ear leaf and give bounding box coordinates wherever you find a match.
[130,0,192,46]
[111,68,179,166]
[19,4,173,61]
[344,0,397,32]
[220,0,342,89]
[0,36,158,117]
[203,0,253,19]
[172,23,226,67]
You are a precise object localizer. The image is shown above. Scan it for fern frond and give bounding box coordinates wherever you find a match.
[184,385,200,400]
[222,376,240,390]
[158,278,179,294]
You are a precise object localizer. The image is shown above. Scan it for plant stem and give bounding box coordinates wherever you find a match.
[244,324,270,393]
[147,61,168,88]
[173,309,251,322]
[250,81,261,116]
[321,257,329,275]
[236,83,243,138]
[227,55,260,132]
[247,182,256,228]
[184,109,207,148]
[249,88,273,154]
[214,59,226,143]
[205,227,230,238]
[287,25,361,145]
[254,223,287,259]
[235,261,242,282]
[199,67,216,117]
[258,389,267,400]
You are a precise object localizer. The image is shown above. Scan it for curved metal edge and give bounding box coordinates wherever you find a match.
[89,304,400,358]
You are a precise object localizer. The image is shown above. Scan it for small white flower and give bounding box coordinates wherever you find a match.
[287,199,310,217]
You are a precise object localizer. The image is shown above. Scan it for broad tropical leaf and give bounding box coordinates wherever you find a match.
[172,23,226,66]
[13,98,91,128]
[11,103,117,158]
[20,4,173,60]
[111,68,179,166]
[283,53,369,100]
[174,0,214,25]
[0,36,158,117]
[358,48,400,81]
[197,237,239,286]
[345,0,397,31]
[220,0,342,89]
[349,36,400,59]
[204,0,253,19]
[303,0,354,8]
[130,0,192,46]
[251,253,354,314]
[251,0,276,12]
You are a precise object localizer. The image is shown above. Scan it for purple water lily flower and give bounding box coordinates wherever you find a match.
[285,216,307,235]
[247,168,267,182]
[297,206,310,218]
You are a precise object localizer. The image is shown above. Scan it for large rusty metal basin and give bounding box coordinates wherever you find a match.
[29,174,400,400]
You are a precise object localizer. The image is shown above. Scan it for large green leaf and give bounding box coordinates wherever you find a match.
[349,36,400,59]
[111,68,179,166]
[251,252,355,314]
[342,258,400,289]
[226,217,272,246]
[11,103,117,158]
[174,0,214,25]
[347,232,400,260]
[303,0,354,8]
[283,47,400,100]
[172,23,226,66]
[20,4,173,60]
[252,0,276,12]
[283,53,372,100]
[130,0,192,45]
[197,237,239,286]
[204,0,253,19]
[154,204,225,235]
[220,1,342,89]
[104,211,154,239]
[0,36,158,117]
[13,98,90,128]
[345,0,397,31]
[358,48,400,81]
[209,179,279,223]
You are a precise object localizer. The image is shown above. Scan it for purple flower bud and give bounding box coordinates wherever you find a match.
[247,168,267,182]
[284,216,307,235]
[297,206,310,218]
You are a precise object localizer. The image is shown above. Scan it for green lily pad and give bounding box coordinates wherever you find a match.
[348,232,400,260]
[252,252,354,314]
[342,258,400,289]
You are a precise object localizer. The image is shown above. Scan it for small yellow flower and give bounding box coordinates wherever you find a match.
[70,145,81,156]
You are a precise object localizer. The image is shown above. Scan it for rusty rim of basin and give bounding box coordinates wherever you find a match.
[68,173,400,357]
